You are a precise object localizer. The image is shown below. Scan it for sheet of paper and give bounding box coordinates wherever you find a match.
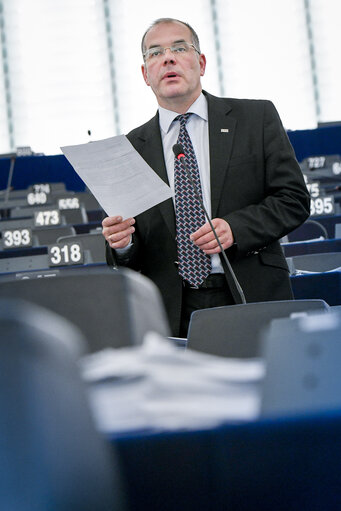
[61,135,173,218]
[81,333,263,434]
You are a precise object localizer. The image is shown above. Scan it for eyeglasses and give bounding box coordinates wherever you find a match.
[143,41,200,62]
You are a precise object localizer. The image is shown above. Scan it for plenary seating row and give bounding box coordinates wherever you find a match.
[0,182,101,211]
[0,266,170,354]
[0,260,330,358]
[1,269,341,510]
[0,230,106,273]
[289,252,341,273]
[5,191,102,221]
[285,215,341,242]
[0,182,103,227]
[186,299,329,358]
[0,225,76,249]
[300,153,341,184]
[283,237,341,257]
[0,259,330,360]
[0,206,89,229]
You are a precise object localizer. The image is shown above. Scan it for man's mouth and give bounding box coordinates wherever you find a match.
[163,72,179,80]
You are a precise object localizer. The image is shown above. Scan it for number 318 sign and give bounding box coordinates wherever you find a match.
[48,242,84,267]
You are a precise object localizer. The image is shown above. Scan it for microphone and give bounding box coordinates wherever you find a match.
[172,143,246,304]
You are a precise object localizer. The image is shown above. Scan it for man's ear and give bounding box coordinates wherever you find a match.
[141,64,150,86]
[199,54,206,77]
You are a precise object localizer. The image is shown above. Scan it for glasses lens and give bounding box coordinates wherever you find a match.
[171,42,190,53]
[147,47,164,59]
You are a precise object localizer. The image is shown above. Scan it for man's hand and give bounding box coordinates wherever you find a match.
[102,216,135,249]
[190,218,234,254]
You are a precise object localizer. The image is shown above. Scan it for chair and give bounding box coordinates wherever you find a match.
[291,252,341,273]
[0,298,125,510]
[0,226,77,249]
[0,197,32,208]
[74,191,101,211]
[9,204,56,219]
[331,305,341,312]
[59,206,89,225]
[33,225,76,245]
[0,217,35,229]
[261,310,341,417]
[187,299,329,358]
[335,223,341,238]
[57,232,106,263]
[287,219,328,242]
[0,266,170,353]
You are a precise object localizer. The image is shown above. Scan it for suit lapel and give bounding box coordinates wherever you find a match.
[205,92,236,218]
[130,94,236,237]
[133,114,176,238]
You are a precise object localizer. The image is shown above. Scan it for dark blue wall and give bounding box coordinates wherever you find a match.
[1,125,340,192]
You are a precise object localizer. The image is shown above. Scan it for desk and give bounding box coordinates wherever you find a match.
[313,214,341,238]
[110,411,341,511]
[284,238,341,257]
[291,270,341,306]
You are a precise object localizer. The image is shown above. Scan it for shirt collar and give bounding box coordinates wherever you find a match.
[159,93,208,134]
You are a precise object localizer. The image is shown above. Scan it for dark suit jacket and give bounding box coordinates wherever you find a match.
[106,91,310,336]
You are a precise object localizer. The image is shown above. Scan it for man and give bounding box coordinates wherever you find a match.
[102,18,310,337]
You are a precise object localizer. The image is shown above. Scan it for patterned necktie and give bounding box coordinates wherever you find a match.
[174,113,212,287]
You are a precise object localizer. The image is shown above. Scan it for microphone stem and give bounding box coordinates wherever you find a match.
[179,156,246,304]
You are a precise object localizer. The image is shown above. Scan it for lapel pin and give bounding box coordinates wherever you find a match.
[221,128,229,133]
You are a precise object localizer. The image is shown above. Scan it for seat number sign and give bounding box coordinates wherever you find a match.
[27,191,48,205]
[2,228,33,248]
[48,242,84,266]
[310,196,335,216]
[34,209,61,226]
[58,197,80,210]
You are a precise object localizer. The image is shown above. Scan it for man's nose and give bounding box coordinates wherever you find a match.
[163,47,176,63]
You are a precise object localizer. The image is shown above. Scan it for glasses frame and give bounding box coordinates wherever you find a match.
[143,42,200,62]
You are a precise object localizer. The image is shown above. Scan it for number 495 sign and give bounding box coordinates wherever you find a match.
[48,242,84,267]
[310,196,335,217]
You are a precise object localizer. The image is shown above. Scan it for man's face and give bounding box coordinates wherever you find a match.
[141,21,206,110]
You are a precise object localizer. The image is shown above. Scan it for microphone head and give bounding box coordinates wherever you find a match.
[172,144,185,160]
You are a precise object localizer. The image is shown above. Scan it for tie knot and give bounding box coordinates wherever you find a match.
[175,113,191,126]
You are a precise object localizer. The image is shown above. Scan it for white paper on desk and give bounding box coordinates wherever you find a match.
[80,332,264,434]
[60,135,173,218]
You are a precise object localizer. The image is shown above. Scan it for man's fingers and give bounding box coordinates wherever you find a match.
[101,216,135,249]
[190,218,234,254]
[190,222,211,242]
[109,226,135,244]
[198,235,228,250]
[193,229,218,247]
[102,215,123,227]
[109,235,132,249]
[102,217,135,235]
[191,219,224,246]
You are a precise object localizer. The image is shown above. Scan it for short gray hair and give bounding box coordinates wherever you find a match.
[141,18,201,55]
